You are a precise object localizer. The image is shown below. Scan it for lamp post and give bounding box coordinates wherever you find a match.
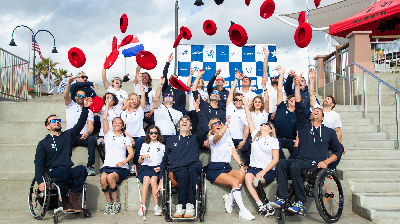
[10,25,58,86]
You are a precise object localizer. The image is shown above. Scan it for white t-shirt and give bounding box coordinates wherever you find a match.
[134,84,155,112]
[154,105,183,135]
[263,80,287,113]
[65,101,94,135]
[102,130,132,169]
[249,130,279,170]
[226,102,248,139]
[209,133,234,163]
[99,106,122,136]
[251,110,269,131]
[106,87,128,110]
[188,89,209,111]
[121,106,145,137]
[236,88,257,104]
[322,110,342,130]
[139,141,165,166]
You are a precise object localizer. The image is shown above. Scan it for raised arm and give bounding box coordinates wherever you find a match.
[309,68,317,108]
[226,69,242,106]
[207,69,220,96]
[102,69,110,90]
[162,53,173,94]
[134,65,140,86]
[63,74,74,106]
[187,67,195,88]
[138,74,146,109]
[153,75,165,110]
[102,98,112,134]
[262,47,270,79]
[277,66,285,104]
[242,96,256,134]
[192,68,205,92]
[294,73,302,103]
[263,78,270,113]
[284,72,295,96]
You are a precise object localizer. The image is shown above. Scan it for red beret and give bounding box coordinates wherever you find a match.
[294,23,313,48]
[173,33,183,48]
[315,0,321,8]
[298,11,305,25]
[104,49,119,69]
[229,24,248,47]
[68,47,86,68]
[112,36,117,51]
[136,51,157,70]
[118,35,133,49]
[120,13,128,33]
[260,0,275,19]
[170,76,190,92]
[90,96,104,113]
[203,20,217,36]
[245,0,251,6]
[180,26,192,40]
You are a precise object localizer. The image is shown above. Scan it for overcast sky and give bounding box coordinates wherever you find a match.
[0,0,354,87]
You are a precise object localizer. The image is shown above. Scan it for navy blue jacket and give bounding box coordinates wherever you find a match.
[162,62,187,113]
[70,82,97,102]
[159,111,208,179]
[284,76,319,118]
[274,101,297,139]
[34,107,89,184]
[207,75,229,111]
[295,102,343,163]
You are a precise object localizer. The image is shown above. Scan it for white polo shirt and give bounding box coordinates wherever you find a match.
[226,102,248,139]
[154,105,183,135]
[102,130,132,169]
[209,133,234,163]
[188,89,209,111]
[65,101,94,135]
[139,141,165,166]
[134,84,155,112]
[99,106,122,136]
[106,87,128,110]
[121,106,145,138]
[264,80,287,113]
[251,110,269,131]
[236,88,257,104]
[249,130,279,170]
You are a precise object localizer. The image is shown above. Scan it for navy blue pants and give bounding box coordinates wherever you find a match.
[47,165,88,196]
[278,138,299,160]
[72,135,96,167]
[276,159,316,203]
[328,151,342,170]
[133,137,144,165]
[232,138,251,166]
[171,162,202,209]
[143,112,155,133]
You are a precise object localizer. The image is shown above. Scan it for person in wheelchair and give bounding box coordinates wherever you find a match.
[206,117,254,220]
[100,98,134,214]
[271,72,344,216]
[34,96,92,213]
[157,98,208,219]
[137,125,164,216]
[242,96,280,217]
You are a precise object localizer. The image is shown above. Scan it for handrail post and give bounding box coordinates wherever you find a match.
[333,75,335,100]
[378,82,382,132]
[363,71,367,118]
[316,66,318,97]
[348,66,352,105]
[343,76,345,105]
[396,92,400,148]
[356,77,359,106]
[324,70,326,99]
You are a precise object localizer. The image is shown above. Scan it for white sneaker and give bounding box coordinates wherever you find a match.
[111,202,121,214]
[239,209,255,220]
[223,193,233,213]
[184,203,195,218]
[173,204,185,218]
[138,206,146,216]
[104,202,112,214]
[86,166,96,176]
[154,205,162,216]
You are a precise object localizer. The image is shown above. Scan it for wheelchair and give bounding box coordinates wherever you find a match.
[276,168,344,224]
[28,172,91,224]
[162,167,207,222]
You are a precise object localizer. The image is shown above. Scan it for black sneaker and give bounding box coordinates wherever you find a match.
[128,165,136,176]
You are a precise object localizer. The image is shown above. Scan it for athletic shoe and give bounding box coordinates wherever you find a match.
[128,165,136,176]
[138,206,146,216]
[86,166,96,176]
[154,205,162,216]
[223,193,233,213]
[173,204,185,218]
[111,202,121,214]
[258,205,269,217]
[270,198,285,209]
[184,203,195,218]
[288,201,306,215]
[104,202,113,214]
[266,203,275,216]
[239,209,255,220]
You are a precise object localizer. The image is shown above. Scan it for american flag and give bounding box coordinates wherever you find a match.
[31,36,44,60]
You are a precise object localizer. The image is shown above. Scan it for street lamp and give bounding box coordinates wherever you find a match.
[194,0,204,6]
[10,25,58,86]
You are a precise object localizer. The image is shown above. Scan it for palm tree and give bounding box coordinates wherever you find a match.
[54,68,69,86]
[31,58,59,84]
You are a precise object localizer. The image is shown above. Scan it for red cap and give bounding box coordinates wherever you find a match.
[180,26,192,40]
[229,24,248,47]
[120,13,128,33]
[203,20,217,36]
[260,0,275,19]
[298,11,305,25]
[294,23,313,48]
[245,0,251,6]
[314,0,321,8]
[173,33,183,48]
[170,76,190,92]
[104,49,119,69]
[112,36,117,51]
[68,47,86,68]
[90,96,104,113]
[136,51,157,70]
[118,35,133,49]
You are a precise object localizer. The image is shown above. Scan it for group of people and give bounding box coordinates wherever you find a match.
[34,48,345,220]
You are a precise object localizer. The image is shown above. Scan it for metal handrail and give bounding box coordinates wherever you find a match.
[348,62,400,148]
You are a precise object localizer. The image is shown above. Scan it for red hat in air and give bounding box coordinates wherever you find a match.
[229,24,248,47]
[180,26,192,40]
[298,11,305,25]
[136,51,157,70]
[170,76,190,92]
[118,35,133,49]
[245,0,251,6]
[260,0,275,19]
[68,47,86,68]
[120,13,128,33]
[90,96,104,113]
[203,20,217,36]
[104,49,119,69]
[173,33,183,48]
[315,0,321,8]
[112,36,117,51]
[294,23,313,48]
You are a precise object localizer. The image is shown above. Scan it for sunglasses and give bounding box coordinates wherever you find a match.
[48,119,61,125]
[261,122,272,128]
[149,132,159,135]
[79,75,88,79]
[211,121,222,127]
[164,94,173,98]
[76,94,86,98]
[212,91,220,95]
[234,98,242,102]
[216,79,224,82]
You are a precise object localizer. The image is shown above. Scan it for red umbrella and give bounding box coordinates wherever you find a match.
[329,0,400,38]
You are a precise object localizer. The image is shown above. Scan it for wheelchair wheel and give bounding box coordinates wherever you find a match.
[313,169,344,223]
[29,173,51,220]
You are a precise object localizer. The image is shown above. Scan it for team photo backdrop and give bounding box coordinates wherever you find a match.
[177,44,278,94]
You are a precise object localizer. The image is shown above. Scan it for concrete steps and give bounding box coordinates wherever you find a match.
[338,168,400,180]
[341,132,396,141]
[338,159,400,169]
[349,179,400,193]
[343,148,400,159]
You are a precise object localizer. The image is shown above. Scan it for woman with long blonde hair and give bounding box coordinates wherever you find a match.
[249,95,269,131]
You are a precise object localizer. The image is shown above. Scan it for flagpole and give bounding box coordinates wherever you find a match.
[125,57,126,76]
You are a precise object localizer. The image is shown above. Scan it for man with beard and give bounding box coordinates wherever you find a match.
[35,95,92,213]
[135,65,156,132]
[207,69,229,111]
[236,75,257,105]
[271,73,343,216]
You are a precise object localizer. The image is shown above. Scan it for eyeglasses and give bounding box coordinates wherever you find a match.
[79,75,88,79]
[164,94,173,98]
[212,91,220,95]
[48,119,61,125]
[76,94,86,98]
[234,98,242,102]
[211,121,222,127]
[261,122,272,128]
[216,79,224,82]
[149,132,159,135]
